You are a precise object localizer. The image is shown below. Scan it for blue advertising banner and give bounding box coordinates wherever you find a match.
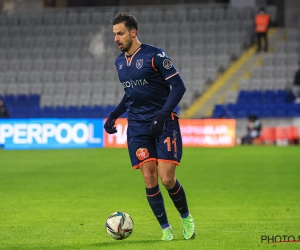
[0,119,104,150]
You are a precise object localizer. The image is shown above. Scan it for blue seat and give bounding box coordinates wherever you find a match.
[15,94,29,107]
[7,107,17,118]
[274,90,287,104]
[226,104,237,118]
[248,91,262,105]
[66,106,79,118]
[274,104,287,117]
[79,106,93,118]
[28,107,41,118]
[237,90,249,104]
[15,107,29,118]
[92,105,105,118]
[235,104,249,118]
[286,104,300,117]
[54,106,67,118]
[104,105,116,118]
[28,94,40,108]
[41,106,54,118]
[4,95,15,108]
[248,104,261,117]
[261,90,275,104]
[212,104,226,118]
[261,104,275,118]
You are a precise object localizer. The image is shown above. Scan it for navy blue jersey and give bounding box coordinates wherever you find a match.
[115,44,179,123]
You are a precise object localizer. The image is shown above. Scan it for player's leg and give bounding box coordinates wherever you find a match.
[158,162,195,240]
[126,124,173,240]
[140,161,174,241]
[156,117,195,240]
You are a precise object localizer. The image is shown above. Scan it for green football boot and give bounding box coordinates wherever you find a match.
[182,214,196,240]
[161,227,174,241]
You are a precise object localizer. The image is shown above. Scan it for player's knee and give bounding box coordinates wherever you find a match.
[160,176,175,189]
[143,172,158,188]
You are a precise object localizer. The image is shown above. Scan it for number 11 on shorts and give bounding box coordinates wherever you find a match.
[164,137,177,153]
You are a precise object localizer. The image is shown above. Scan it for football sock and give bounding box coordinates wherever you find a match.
[167,179,189,218]
[146,185,170,229]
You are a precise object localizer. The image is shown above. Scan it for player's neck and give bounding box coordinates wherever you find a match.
[125,40,141,56]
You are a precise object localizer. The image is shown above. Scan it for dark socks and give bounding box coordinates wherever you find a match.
[167,179,189,218]
[146,185,170,229]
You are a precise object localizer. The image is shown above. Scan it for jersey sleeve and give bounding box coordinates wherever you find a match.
[153,49,178,81]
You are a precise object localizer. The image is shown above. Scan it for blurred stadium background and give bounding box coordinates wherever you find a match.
[0,0,299,144]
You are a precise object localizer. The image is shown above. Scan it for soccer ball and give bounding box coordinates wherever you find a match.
[105,211,134,240]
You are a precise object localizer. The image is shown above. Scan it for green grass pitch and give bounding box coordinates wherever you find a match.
[0,146,300,250]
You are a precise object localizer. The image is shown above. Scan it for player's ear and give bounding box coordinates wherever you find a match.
[131,29,137,38]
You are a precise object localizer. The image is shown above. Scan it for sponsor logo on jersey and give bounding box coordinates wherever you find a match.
[121,79,149,88]
[136,148,149,161]
[118,64,122,69]
[163,59,172,69]
[136,59,143,69]
[157,52,166,57]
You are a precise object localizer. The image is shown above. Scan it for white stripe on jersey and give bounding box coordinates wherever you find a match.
[165,72,178,80]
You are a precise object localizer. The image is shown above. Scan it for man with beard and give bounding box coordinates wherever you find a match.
[103,13,195,241]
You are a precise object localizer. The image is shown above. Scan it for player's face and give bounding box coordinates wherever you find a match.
[113,23,134,53]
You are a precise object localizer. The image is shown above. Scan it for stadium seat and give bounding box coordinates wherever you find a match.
[212,104,226,118]
[54,106,67,118]
[41,106,54,118]
[92,105,105,118]
[27,107,41,118]
[286,126,300,145]
[261,127,276,145]
[79,105,93,118]
[66,106,79,118]
[274,127,289,145]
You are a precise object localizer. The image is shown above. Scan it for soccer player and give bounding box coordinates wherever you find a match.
[104,13,195,241]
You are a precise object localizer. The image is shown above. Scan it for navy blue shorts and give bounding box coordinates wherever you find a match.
[127,117,182,169]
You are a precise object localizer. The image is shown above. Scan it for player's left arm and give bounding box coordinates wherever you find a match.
[160,74,186,115]
[153,50,186,115]
[150,51,186,136]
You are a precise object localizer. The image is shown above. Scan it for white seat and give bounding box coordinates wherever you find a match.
[53,95,65,107]
[54,71,66,84]
[40,95,53,107]
[225,91,238,104]
[18,84,30,95]
[78,93,91,106]
[4,72,17,84]
[43,83,56,95]
[56,83,68,95]
[79,70,91,82]
[66,71,79,83]
[17,71,30,84]
[65,94,77,107]
[91,93,103,106]
[68,84,80,95]
[6,83,19,95]
[30,82,43,95]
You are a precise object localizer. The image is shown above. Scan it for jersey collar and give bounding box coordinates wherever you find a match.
[125,45,142,66]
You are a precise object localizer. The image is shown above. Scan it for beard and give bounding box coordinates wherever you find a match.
[119,38,133,53]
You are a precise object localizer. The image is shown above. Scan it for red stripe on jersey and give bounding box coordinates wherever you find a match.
[152,58,158,71]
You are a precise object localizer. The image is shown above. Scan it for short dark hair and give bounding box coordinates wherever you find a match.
[112,13,138,31]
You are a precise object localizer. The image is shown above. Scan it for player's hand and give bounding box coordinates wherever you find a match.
[150,112,167,137]
[104,112,118,134]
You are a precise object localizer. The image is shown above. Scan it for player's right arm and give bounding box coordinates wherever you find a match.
[104,94,127,134]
